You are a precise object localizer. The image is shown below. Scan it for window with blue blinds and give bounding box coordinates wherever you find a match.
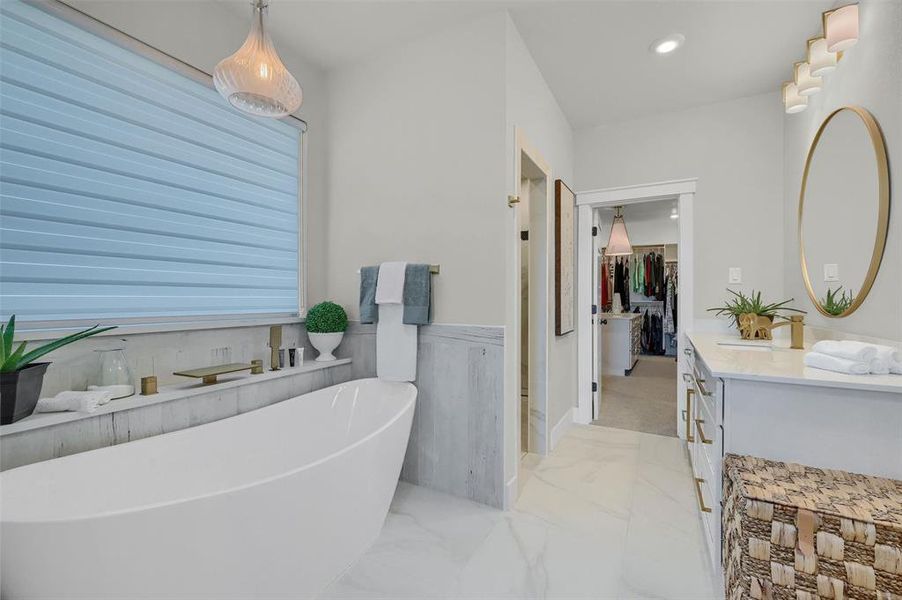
[0,0,302,326]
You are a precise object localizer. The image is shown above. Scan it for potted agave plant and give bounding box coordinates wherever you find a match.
[0,315,116,425]
[707,290,805,340]
[305,301,348,362]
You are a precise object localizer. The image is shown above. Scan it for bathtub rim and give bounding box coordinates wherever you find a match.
[1,378,416,525]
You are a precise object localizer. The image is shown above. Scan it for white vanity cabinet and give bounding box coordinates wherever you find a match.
[681,332,902,576]
[600,313,641,376]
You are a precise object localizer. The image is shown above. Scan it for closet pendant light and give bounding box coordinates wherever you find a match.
[824,4,859,53]
[213,0,302,118]
[783,82,808,114]
[807,37,837,77]
[606,207,633,256]
[794,62,822,96]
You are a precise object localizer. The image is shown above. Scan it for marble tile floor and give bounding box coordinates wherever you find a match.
[320,424,720,600]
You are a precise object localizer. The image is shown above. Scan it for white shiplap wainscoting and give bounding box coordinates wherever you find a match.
[337,322,506,508]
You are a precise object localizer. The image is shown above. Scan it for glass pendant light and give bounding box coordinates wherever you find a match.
[783,82,808,114]
[794,62,822,96]
[605,207,633,256]
[824,4,859,53]
[807,37,837,77]
[213,0,302,118]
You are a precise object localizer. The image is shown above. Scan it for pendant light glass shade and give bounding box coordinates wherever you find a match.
[825,4,859,52]
[783,82,808,114]
[213,1,302,118]
[605,207,633,256]
[794,62,822,96]
[807,37,837,76]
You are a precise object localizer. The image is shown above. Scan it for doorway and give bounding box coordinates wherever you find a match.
[594,201,680,436]
[518,147,549,459]
[575,179,696,443]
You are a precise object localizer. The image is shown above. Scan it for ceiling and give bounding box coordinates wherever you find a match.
[217,0,832,129]
[508,1,832,128]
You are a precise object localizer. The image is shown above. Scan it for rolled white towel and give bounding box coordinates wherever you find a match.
[811,340,877,362]
[87,384,133,402]
[872,344,902,365]
[869,358,890,375]
[803,352,870,375]
[35,390,114,414]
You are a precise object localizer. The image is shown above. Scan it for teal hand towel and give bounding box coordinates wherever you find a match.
[402,263,432,325]
[359,266,379,324]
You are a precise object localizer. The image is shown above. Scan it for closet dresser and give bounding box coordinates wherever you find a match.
[600,313,641,375]
[679,332,902,576]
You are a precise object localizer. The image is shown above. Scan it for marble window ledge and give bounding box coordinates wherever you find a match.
[0,359,351,438]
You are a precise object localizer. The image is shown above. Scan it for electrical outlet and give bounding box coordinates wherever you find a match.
[728,267,742,285]
[823,264,839,282]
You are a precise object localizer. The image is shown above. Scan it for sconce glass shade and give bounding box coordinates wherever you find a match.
[605,211,633,256]
[825,4,859,52]
[213,1,302,118]
[794,62,822,96]
[783,82,808,114]
[807,37,837,76]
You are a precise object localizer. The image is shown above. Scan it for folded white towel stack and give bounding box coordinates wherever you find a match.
[807,340,902,375]
[810,340,876,362]
[35,390,115,414]
[803,352,871,375]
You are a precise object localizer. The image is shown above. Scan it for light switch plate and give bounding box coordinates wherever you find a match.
[824,264,839,282]
[728,267,742,284]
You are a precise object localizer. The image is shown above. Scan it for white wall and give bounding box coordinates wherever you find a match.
[575,93,785,323]
[68,0,330,307]
[504,15,576,491]
[324,12,508,325]
[782,0,902,341]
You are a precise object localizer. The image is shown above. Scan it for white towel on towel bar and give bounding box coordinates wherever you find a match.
[376,304,417,382]
[803,352,870,375]
[375,261,417,382]
[375,261,407,304]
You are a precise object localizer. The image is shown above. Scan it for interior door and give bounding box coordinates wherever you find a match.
[591,223,602,420]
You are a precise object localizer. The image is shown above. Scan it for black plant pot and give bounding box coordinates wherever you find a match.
[0,362,50,425]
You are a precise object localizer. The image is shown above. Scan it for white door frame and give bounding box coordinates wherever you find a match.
[503,128,552,507]
[575,178,697,438]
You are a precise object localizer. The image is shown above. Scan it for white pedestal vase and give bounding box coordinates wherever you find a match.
[308,332,343,362]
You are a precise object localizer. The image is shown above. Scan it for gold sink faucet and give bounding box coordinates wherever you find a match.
[770,315,805,350]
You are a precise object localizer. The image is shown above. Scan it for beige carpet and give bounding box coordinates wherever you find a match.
[593,356,678,437]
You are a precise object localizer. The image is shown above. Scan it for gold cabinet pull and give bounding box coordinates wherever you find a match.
[695,418,713,445]
[693,369,713,397]
[694,478,712,513]
[685,388,695,442]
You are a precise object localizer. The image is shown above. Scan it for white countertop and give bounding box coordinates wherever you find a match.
[687,332,902,394]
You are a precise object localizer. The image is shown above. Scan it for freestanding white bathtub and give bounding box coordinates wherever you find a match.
[1,378,416,599]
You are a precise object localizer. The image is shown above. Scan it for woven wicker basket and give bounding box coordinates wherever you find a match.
[723,454,902,600]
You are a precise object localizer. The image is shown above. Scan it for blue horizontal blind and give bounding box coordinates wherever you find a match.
[0,0,301,325]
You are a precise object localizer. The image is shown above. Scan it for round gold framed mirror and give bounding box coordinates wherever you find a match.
[799,106,890,318]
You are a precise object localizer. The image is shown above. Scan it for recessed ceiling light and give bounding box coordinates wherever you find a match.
[650,34,685,55]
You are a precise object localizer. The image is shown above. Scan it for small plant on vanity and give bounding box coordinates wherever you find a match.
[707,290,806,340]
[305,302,348,362]
[0,315,116,425]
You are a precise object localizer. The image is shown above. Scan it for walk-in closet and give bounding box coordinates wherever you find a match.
[595,201,680,437]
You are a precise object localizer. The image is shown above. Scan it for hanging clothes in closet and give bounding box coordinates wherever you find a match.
[600,258,610,310]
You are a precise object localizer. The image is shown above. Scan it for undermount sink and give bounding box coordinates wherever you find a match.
[716,341,774,352]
